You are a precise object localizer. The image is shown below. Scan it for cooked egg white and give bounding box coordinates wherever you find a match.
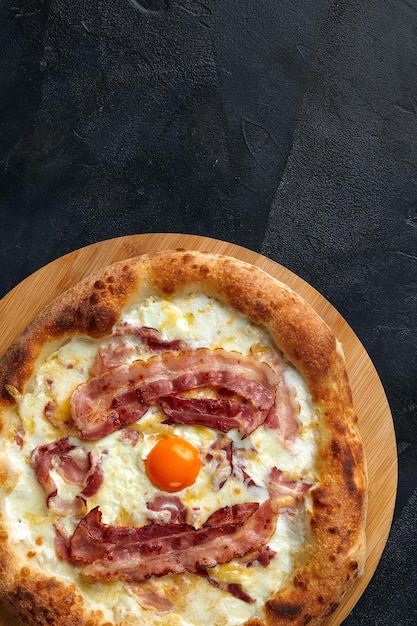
[1,294,318,626]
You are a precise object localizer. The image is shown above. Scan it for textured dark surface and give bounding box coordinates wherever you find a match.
[1,0,416,623]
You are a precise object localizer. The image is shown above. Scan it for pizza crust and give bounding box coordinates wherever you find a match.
[0,250,367,626]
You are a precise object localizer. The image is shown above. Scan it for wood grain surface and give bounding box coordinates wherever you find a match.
[0,233,397,626]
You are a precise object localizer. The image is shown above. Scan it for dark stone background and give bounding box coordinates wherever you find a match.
[1,0,416,623]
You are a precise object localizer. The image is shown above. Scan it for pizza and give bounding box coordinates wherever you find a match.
[0,249,367,626]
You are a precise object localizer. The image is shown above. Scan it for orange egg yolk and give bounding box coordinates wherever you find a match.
[145,437,201,492]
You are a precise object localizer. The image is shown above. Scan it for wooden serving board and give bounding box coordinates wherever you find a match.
[0,233,397,626]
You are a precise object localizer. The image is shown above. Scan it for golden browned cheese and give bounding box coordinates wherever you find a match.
[0,250,367,626]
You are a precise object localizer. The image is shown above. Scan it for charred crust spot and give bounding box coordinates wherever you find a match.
[312,488,331,508]
[326,602,340,616]
[10,580,82,625]
[0,342,32,401]
[349,560,358,571]
[1,384,16,404]
[331,438,341,457]
[53,302,117,337]
[93,280,105,290]
[89,292,100,306]
[6,343,30,368]
[106,275,116,283]
[267,600,303,620]
[181,253,194,263]
[53,307,80,332]
[328,526,338,534]
[331,417,347,435]
[253,299,272,321]
[160,282,175,295]
[189,258,210,274]
[342,454,357,495]
[294,573,307,590]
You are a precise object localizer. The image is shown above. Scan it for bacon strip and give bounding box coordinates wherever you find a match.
[96,326,188,372]
[80,458,104,499]
[114,325,187,353]
[245,545,277,568]
[31,437,104,517]
[65,500,276,582]
[118,428,140,446]
[127,583,174,613]
[268,466,312,511]
[146,495,187,524]
[54,520,77,564]
[205,434,233,491]
[159,395,266,438]
[70,349,277,440]
[262,351,301,446]
[232,447,268,500]
[196,566,255,604]
[14,427,25,449]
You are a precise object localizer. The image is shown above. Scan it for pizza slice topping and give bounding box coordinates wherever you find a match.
[59,499,277,584]
[158,394,265,437]
[70,345,303,446]
[205,433,233,491]
[145,494,188,524]
[268,466,312,513]
[261,351,302,446]
[31,437,104,517]
[51,464,311,600]
[114,324,188,352]
[96,325,188,371]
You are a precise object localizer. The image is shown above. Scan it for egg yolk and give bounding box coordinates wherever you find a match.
[145,437,201,492]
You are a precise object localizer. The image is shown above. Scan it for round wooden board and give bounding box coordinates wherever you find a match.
[0,233,397,626]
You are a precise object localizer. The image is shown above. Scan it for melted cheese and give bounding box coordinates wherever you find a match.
[1,294,318,625]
